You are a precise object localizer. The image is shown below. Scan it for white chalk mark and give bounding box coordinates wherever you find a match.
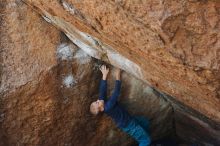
[63,74,77,88]
[74,49,91,64]
[57,43,74,60]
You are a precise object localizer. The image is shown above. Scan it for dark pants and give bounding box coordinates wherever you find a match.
[121,116,151,146]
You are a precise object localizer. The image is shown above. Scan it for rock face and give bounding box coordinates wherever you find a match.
[0,1,173,145]
[22,0,220,123]
[0,0,220,146]
[0,1,60,93]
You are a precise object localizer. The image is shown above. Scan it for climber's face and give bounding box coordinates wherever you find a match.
[90,100,104,115]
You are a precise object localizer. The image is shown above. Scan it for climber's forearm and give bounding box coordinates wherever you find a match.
[115,68,121,80]
[116,74,120,80]
[104,80,121,110]
[99,80,107,100]
[102,74,108,80]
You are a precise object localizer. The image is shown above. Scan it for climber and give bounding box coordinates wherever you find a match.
[90,65,151,146]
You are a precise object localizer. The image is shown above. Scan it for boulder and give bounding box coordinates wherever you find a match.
[0,0,220,145]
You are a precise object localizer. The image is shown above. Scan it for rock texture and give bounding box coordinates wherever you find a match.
[163,93,220,145]
[174,107,220,145]
[1,0,220,145]
[0,0,60,93]
[22,0,220,124]
[0,1,173,145]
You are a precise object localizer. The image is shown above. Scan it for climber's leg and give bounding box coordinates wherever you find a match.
[134,116,150,132]
[122,119,151,146]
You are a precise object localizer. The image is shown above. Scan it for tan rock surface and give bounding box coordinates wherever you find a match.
[1,0,220,145]
[22,0,220,123]
[0,1,173,145]
[0,0,60,93]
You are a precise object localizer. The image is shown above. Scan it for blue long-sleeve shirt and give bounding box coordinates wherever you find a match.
[99,80,132,128]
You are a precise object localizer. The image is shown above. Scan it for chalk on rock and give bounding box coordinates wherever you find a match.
[57,43,74,60]
[63,74,77,88]
[62,0,76,15]
[74,49,91,64]
[42,16,52,23]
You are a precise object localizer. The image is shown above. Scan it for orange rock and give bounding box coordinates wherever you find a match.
[22,0,220,123]
[1,0,220,145]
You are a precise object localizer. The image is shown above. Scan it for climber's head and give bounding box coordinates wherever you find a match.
[90,99,104,115]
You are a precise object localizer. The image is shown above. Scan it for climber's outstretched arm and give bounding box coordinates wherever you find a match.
[104,80,121,110]
[99,65,109,100]
[104,68,121,111]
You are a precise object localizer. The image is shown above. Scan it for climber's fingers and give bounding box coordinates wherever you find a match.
[99,65,103,71]
[106,67,109,73]
[100,65,106,71]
